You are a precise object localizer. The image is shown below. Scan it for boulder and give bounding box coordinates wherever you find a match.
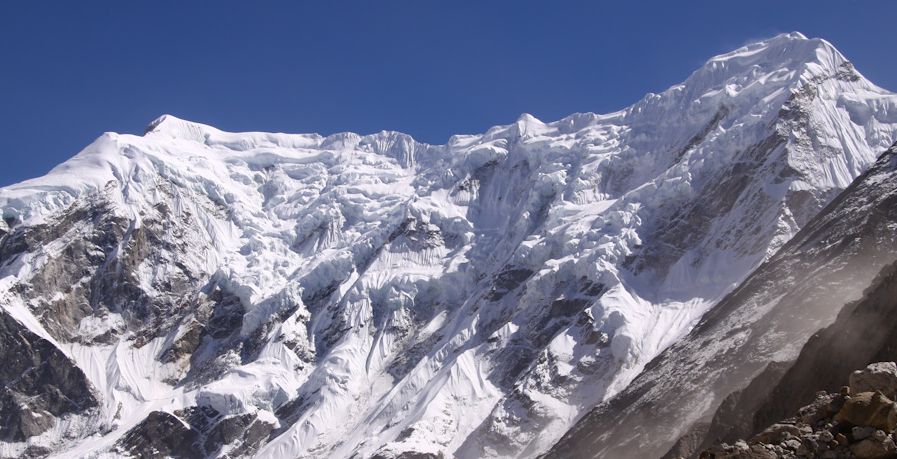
[851,363,897,400]
[783,438,802,450]
[834,391,897,432]
[850,434,897,459]
[798,392,840,425]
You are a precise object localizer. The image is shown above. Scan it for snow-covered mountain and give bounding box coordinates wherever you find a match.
[0,32,895,458]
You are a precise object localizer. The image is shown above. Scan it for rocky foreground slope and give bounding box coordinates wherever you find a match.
[700,362,897,459]
[1,33,896,458]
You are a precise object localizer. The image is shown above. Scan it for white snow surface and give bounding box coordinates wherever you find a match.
[1,32,896,458]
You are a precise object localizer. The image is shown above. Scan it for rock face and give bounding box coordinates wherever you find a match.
[700,364,897,459]
[548,142,897,459]
[0,310,97,450]
[114,408,275,459]
[116,411,203,459]
[1,33,897,458]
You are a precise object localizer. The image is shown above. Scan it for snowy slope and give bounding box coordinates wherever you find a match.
[0,32,895,458]
[548,141,897,459]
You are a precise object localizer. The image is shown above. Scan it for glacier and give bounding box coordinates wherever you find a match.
[0,32,896,458]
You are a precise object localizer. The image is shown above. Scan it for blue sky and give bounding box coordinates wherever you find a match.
[1,1,895,186]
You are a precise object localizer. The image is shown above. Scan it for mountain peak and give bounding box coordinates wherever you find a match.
[673,31,852,102]
[144,114,218,142]
[780,31,808,40]
[707,31,840,65]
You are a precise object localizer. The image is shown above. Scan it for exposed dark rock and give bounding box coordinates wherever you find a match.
[0,220,8,250]
[174,286,257,387]
[160,321,205,364]
[3,192,207,352]
[116,411,203,459]
[487,277,604,390]
[388,217,444,252]
[387,330,444,380]
[173,404,275,458]
[371,451,446,459]
[0,201,94,268]
[177,404,222,433]
[0,311,98,441]
[459,276,609,458]
[203,413,274,458]
[487,267,534,300]
[673,105,730,163]
[626,133,786,281]
[205,288,246,340]
[272,392,315,439]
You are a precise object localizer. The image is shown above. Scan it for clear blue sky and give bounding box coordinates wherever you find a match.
[1,1,895,186]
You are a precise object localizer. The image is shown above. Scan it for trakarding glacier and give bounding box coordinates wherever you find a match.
[0,32,896,459]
